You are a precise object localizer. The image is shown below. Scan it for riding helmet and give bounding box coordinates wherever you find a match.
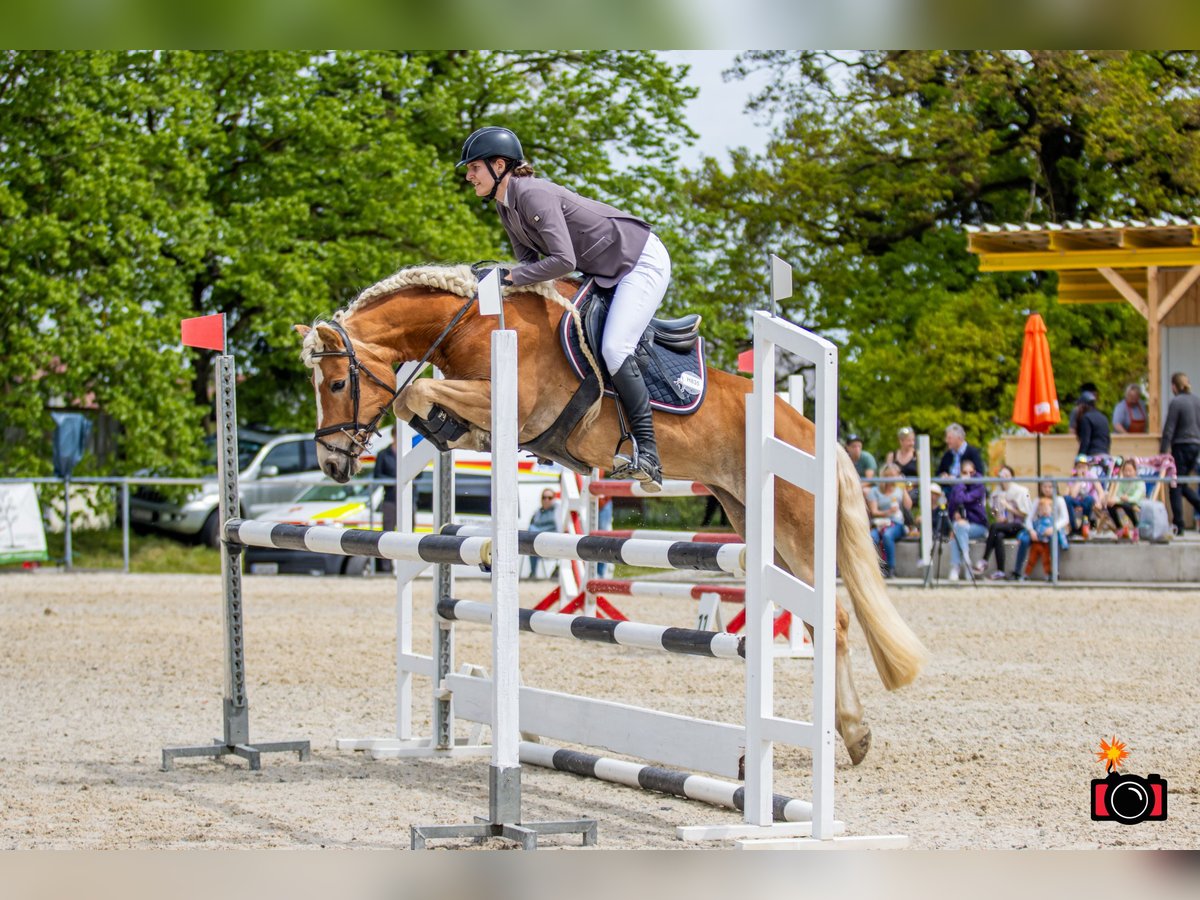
[457,126,524,167]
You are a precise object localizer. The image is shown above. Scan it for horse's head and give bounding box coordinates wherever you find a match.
[295,320,398,483]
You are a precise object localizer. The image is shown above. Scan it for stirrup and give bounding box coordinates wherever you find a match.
[610,435,662,492]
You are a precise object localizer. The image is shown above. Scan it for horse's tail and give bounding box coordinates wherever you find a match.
[835,445,928,690]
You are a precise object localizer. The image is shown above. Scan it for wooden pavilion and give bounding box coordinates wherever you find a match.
[966,216,1200,432]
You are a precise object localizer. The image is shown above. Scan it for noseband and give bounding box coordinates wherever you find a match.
[309,319,403,460]
[308,292,481,461]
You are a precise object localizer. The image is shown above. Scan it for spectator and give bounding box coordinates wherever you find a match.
[1064,455,1106,538]
[1069,381,1099,434]
[596,493,615,577]
[1022,496,1065,582]
[867,462,911,578]
[1013,480,1070,579]
[1108,458,1145,542]
[945,457,987,581]
[884,425,920,530]
[1075,390,1111,458]
[1161,371,1200,534]
[700,493,728,528]
[1111,383,1148,434]
[936,423,986,479]
[844,433,877,480]
[527,489,560,579]
[975,465,1032,580]
[371,440,397,574]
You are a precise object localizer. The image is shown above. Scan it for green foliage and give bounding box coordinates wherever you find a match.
[681,51,1200,457]
[0,50,695,476]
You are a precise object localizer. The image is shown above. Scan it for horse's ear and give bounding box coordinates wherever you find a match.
[315,323,343,351]
[294,324,311,338]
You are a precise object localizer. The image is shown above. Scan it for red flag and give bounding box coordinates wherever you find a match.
[181,314,225,352]
[737,348,754,373]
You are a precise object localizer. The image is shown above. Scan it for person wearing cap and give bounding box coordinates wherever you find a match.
[1075,390,1111,457]
[844,433,877,479]
[456,126,670,490]
[1065,454,1106,538]
[1111,383,1148,435]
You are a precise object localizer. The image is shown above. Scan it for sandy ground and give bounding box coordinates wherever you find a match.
[0,570,1196,850]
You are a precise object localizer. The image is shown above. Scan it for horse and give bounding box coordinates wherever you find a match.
[294,264,927,765]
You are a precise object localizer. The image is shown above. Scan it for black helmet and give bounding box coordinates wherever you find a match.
[457,126,523,168]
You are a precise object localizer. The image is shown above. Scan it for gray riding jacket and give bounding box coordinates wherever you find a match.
[497,176,651,289]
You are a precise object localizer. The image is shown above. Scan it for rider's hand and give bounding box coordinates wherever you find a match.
[497,267,514,286]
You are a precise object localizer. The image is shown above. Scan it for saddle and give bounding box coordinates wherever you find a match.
[520,277,709,474]
[560,278,708,413]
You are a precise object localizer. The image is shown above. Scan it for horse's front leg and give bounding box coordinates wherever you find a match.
[394,379,494,452]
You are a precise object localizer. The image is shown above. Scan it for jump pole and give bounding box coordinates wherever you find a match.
[161,331,311,771]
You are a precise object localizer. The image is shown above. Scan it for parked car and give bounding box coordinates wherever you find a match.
[128,428,332,547]
[244,448,561,576]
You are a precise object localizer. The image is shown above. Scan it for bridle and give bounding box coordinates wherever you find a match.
[308,293,481,460]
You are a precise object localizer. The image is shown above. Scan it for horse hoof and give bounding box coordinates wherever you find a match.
[845,726,872,766]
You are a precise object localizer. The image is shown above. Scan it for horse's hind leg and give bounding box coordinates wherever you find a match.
[710,484,871,766]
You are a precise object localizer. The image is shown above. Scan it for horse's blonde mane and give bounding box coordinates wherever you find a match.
[349,264,568,311]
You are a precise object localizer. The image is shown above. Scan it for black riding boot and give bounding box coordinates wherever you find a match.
[609,356,663,491]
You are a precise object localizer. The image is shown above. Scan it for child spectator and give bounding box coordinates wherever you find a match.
[1023,496,1065,581]
[945,458,987,581]
[867,462,911,578]
[1065,455,1105,538]
[975,465,1031,580]
[1109,458,1146,542]
[1013,480,1070,578]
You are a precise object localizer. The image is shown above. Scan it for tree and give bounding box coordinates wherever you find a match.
[682,51,1200,452]
[0,51,695,475]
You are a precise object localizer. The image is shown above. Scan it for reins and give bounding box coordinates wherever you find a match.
[309,293,478,459]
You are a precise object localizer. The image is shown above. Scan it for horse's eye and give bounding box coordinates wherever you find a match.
[331,380,346,392]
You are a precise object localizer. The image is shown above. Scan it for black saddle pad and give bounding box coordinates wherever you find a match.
[558,279,707,415]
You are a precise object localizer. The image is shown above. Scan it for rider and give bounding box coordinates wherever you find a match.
[457,125,670,490]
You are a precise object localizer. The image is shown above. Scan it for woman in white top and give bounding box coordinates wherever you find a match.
[1012,479,1070,579]
[975,465,1032,580]
[866,462,911,578]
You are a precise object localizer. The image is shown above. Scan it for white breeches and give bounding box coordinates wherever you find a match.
[602,232,671,374]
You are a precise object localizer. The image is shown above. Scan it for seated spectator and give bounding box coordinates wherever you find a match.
[526,489,560,579]
[1013,480,1070,579]
[937,423,986,480]
[1064,455,1106,538]
[945,458,987,581]
[975,465,1031,580]
[1075,390,1111,458]
[1108,458,1146,542]
[867,462,911,578]
[884,425,920,531]
[1022,496,1067,582]
[1111,383,1148,434]
[844,433,877,480]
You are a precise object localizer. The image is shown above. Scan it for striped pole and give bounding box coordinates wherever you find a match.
[225,519,491,566]
[442,524,746,575]
[588,479,712,498]
[587,579,745,603]
[519,742,812,823]
[437,597,745,660]
[590,529,741,544]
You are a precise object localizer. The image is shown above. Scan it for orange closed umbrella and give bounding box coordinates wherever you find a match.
[1011,312,1060,474]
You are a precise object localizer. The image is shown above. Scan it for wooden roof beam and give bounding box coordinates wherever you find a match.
[1157,264,1200,323]
[1097,267,1149,319]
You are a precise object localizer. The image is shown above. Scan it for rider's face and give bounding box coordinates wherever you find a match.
[465,159,502,197]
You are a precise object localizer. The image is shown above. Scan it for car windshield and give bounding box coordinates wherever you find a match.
[203,434,267,471]
[296,482,374,503]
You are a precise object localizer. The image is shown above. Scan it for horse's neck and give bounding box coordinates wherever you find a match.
[345,291,467,369]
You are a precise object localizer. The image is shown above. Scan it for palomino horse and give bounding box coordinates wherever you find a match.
[294,265,927,765]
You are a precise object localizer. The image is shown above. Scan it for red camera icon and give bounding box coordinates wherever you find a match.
[1091,771,1167,824]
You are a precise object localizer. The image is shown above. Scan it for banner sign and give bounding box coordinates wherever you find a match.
[0,483,49,565]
